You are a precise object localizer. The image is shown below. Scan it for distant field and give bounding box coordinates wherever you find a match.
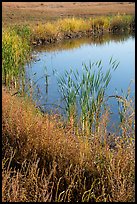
[2,2,135,26]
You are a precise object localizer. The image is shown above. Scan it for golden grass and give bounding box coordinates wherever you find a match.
[30,15,135,45]
[2,87,135,202]
[2,15,135,51]
[2,11,135,201]
[2,2,135,200]
[32,17,90,42]
[33,22,57,40]
[57,17,90,33]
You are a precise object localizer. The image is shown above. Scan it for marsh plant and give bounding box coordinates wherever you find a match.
[55,59,119,134]
[31,14,135,44]
[2,86,135,202]
[108,81,135,144]
[2,28,30,91]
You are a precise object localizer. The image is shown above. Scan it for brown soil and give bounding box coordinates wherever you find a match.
[2,2,135,26]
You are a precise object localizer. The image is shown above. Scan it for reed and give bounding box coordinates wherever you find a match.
[55,59,119,134]
[12,24,32,41]
[108,81,135,144]
[109,14,134,32]
[91,16,110,32]
[2,13,135,203]
[2,28,30,91]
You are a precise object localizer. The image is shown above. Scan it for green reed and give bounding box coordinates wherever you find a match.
[12,24,32,42]
[56,59,119,134]
[109,14,135,33]
[90,14,135,34]
[2,28,31,91]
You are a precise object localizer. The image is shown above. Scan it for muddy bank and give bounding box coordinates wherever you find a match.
[32,28,135,46]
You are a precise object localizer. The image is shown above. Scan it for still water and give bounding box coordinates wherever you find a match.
[25,33,135,128]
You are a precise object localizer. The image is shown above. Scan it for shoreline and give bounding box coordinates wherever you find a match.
[12,15,134,46]
[2,3,135,202]
[32,29,135,46]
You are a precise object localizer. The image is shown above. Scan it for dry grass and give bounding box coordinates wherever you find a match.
[2,87,135,202]
[30,15,134,44]
[2,3,135,201]
[2,2,135,27]
[31,17,90,43]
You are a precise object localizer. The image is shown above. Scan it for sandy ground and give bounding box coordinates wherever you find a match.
[2,2,135,26]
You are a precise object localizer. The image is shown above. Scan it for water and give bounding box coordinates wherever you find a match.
[25,33,135,129]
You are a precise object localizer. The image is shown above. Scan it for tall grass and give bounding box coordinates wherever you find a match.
[2,15,134,51]
[31,14,135,44]
[2,13,135,202]
[31,14,135,42]
[91,16,110,32]
[109,14,132,32]
[12,24,32,41]
[108,82,135,145]
[57,17,90,33]
[32,22,57,41]
[2,87,135,202]
[2,27,31,91]
[55,59,119,134]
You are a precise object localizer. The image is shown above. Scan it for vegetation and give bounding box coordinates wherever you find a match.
[55,60,119,134]
[31,14,135,44]
[109,14,134,32]
[2,15,135,48]
[2,86,135,202]
[2,13,135,202]
[2,14,134,90]
[34,32,134,53]
[2,28,31,91]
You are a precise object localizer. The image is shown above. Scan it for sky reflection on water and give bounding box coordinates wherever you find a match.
[26,34,135,129]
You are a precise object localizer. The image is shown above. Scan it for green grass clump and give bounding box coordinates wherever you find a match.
[2,28,31,90]
[109,14,134,32]
[12,24,32,41]
[55,59,119,134]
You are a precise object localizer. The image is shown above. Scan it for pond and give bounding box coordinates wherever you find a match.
[25,33,135,130]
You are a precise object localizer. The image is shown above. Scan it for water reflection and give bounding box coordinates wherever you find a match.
[26,33,135,130]
[33,32,135,53]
